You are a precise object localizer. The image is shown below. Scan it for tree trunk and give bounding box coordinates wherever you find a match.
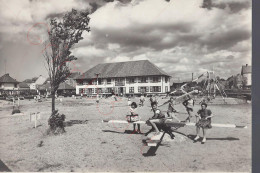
[52,93,55,112]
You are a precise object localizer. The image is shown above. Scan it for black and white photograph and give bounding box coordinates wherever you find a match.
[0,0,251,172]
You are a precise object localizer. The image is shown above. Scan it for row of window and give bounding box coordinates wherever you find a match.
[77,76,169,85]
[79,86,168,94]
[79,88,113,94]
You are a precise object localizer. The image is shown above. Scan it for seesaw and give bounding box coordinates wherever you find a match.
[102,120,247,128]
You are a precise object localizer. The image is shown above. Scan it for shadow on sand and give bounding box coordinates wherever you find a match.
[187,134,240,141]
[142,132,166,157]
[64,120,88,127]
[102,129,144,135]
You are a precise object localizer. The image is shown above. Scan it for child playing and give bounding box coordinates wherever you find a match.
[96,94,99,104]
[146,101,166,135]
[159,97,181,122]
[182,95,195,122]
[194,102,214,144]
[126,102,141,133]
[139,94,145,106]
[127,97,131,106]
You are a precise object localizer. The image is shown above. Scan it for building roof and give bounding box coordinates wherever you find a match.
[76,60,170,79]
[0,74,19,83]
[58,83,75,90]
[19,82,30,88]
[23,79,33,83]
[38,82,75,91]
[35,75,48,85]
[23,77,38,83]
[68,72,80,79]
[241,64,251,74]
[37,83,51,91]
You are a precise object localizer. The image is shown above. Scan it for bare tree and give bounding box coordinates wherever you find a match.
[43,9,90,113]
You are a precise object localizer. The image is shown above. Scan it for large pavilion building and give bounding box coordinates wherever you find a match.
[75,60,171,96]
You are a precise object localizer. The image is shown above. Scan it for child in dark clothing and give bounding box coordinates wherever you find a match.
[194,103,214,144]
[159,97,181,122]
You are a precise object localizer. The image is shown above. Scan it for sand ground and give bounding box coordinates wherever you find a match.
[0,97,251,172]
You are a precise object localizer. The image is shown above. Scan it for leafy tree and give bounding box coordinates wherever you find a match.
[43,9,90,119]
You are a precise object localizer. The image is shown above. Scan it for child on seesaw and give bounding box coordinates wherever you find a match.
[158,96,181,122]
[146,101,166,135]
[126,102,141,133]
[194,102,214,144]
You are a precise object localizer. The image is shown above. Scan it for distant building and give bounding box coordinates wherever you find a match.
[23,75,47,90]
[75,60,171,96]
[65,72,80,87]
[57,82,76,95]
[0,73,20,95]
[19,82,30,90]
[18,82,31,95]
[24,77,38,90]
[241,64,251,87]
[170,81,188,91]
[38,82,75,96]
[35,75,48,86]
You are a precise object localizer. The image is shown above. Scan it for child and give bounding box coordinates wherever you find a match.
[127,97,131,106]
[147,102,175,139]
[96,95,99,104]
[126,102,141,133]
[139,94,145,106]
[194,103,214,144]
[182,95,195,122]
[159,97,181,122]
[146,101,166,135]
[149,95,158,107]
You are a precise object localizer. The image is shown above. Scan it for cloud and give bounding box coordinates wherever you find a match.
[0,0,251,82]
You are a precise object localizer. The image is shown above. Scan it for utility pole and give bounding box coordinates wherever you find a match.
[5,59,7,74]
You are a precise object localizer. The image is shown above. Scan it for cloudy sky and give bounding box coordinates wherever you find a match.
[0,0,251,82]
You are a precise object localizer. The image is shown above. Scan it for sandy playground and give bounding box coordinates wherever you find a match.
[0,96,251,172]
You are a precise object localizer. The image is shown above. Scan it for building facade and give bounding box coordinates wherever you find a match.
[0,73,20,95]
[75,60,171,96]
[241,64,251,87]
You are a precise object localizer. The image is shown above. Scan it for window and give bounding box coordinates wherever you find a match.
[138,86,149,93]
[151,76,161,83]
[107,78,111,84]
[150,86,161,92]
[146,86,149,92]
[79,88,83,94]
[165,77,168,83]
[101,79,105,85]
[90,88,94,93]
[98,79,101,85]
[165,86,168,92]
[97,88,102,94]
[129,87,134,93]
[140,77,148,83]
[128,77,135,83]
[106,88,112,93]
